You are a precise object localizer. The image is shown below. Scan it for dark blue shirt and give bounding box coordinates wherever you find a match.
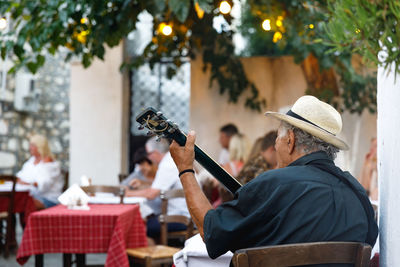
[203,151,378,259]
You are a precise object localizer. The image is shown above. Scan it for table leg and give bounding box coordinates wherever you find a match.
[35,254,43,267]
[76,253,86,267]
[63,253,72,267]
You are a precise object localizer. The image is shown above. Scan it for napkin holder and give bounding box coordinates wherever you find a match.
[58,184,90,210]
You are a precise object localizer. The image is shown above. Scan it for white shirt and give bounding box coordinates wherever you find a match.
[218,148,230,165]
[16,157,64,202]
[151,152,189,217]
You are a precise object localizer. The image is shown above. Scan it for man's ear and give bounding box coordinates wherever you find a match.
[288,130,296,154]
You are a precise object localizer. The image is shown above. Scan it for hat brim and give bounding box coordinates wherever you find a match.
[265,111,349,150]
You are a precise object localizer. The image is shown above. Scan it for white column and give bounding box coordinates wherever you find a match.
[378,63,400,266]
[69,44,129,185]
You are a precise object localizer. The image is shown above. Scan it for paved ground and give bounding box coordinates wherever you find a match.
[0,215,107,267]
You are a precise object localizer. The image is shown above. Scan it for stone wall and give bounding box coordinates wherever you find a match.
[0,52,70,174]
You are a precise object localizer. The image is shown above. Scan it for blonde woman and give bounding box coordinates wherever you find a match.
[222,134,250,177]
[212,134,250,207]
[16,134,63,209]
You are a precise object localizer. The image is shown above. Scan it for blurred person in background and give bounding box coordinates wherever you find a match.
[121,147,157,189]
[222,134,250,177]
[16,134,63,209]
[359,137,378,201]
[237,131,277,185]
[215,134,250,206]
[218,123,239,165]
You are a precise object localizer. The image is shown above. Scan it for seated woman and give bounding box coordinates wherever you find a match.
[122,147,157,189]
[214,134,250,206]
[16,134,64,209]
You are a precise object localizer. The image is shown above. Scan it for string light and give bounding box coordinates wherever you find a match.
[0,18,7,30]
[262,19,271,31]
[273,32,283,43]
[159,22,172,36]
[276,16,283,27]
[219,1,232,15]
[76,30,89,43]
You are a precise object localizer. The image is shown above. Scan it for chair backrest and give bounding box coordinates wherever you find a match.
[118,173,128,183]
[61,169,69,192]
[159,189,194,245]
[0,175,17,216]
[232,242,372,267]
[81,185,125,204]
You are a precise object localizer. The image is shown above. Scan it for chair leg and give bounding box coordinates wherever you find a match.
[35,254,44,267]
[145,256,152,267]
[4,216,13,258]
[76,253,86,267]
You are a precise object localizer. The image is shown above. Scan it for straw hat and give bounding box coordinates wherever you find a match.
[265,95,349,150]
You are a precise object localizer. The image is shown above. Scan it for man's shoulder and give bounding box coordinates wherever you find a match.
[252,165,311,181]
[247,164,339,189]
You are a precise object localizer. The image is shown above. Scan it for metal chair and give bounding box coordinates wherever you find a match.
[81,185,125,204]
[232,241,372,267]
[0,175,17,258]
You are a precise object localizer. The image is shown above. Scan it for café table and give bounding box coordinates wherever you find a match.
[0,182,36,224]
[16,204,147,267]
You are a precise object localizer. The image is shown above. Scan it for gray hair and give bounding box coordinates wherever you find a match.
[279,122,339,160]
[146,136,170,153]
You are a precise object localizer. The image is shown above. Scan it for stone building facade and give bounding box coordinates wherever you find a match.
[0,52,70,174]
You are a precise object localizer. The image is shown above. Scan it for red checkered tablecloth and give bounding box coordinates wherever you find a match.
[16,204,147,267]
[0,191,36,223]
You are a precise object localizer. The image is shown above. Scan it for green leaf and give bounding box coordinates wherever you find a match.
[27,62,39,73]
[169,0,191,23]
[195,0,213,13]
[36,54,45,67]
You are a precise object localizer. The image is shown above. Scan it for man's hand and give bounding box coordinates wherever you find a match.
[170,130,196,172]
[129,178,143,189]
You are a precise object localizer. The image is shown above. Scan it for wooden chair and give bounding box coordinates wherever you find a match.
[159,189,195,246]
[126,189,195,266]
[118,173,128,183]
[81,185,125,204]
[126,245,180,267]
[0,175,17,258]
[61,169,69,192]
[232,242,372,267]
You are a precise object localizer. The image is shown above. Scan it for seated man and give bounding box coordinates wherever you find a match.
[126,136,190,242]
[170,95,378,260]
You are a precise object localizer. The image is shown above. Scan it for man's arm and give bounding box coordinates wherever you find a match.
[125,187,160,200]
[170,131,212,239]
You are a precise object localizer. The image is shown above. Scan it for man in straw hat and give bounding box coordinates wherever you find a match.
[170,95,378,259]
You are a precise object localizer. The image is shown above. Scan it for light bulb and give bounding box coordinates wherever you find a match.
[0,18,7,30]
[262,19,271,31]
[159,23,172,36]
[273,32,283,43]
[219,1,231,15]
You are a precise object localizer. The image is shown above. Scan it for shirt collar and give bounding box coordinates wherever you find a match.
[288,151,332,167]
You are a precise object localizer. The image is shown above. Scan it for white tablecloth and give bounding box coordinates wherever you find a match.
[0,181,32,192]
